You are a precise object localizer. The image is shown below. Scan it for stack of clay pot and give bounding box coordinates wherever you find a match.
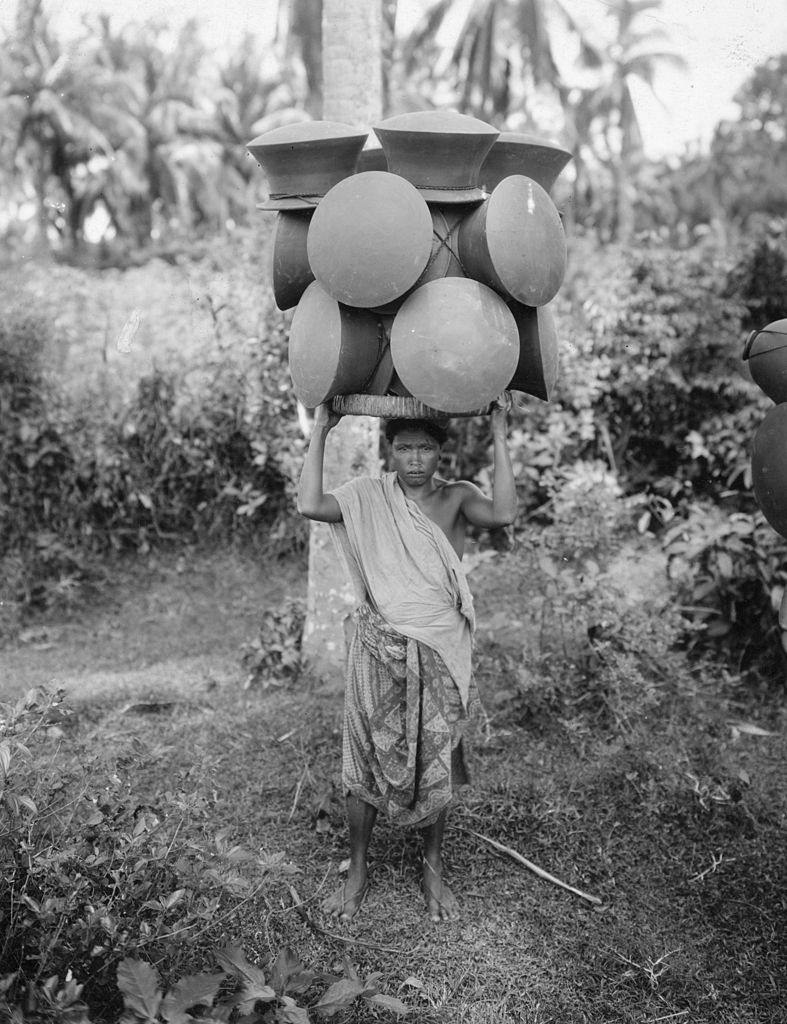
[247,112,572,416]
[742,319,787,537]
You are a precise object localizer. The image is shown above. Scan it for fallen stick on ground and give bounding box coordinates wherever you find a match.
[287,884,419,955]
[450,826,602,906]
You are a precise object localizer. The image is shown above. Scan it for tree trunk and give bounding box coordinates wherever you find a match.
[300,0,383,685]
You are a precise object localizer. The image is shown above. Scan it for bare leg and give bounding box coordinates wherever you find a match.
[322,794,376,920]
[421,807,459,922]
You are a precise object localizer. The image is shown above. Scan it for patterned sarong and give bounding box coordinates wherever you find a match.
[342,603,480,828]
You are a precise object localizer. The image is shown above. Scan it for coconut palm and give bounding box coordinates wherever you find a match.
[566,0,687,240]
[89,16,220,244]
[401,0,594,124]
[213,31,306,226]
[299,0,383,682]
[3,0,127,248]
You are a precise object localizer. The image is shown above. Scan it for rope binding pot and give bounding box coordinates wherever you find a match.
[330,393,492,419]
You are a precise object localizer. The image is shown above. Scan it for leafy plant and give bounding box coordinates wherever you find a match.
[663,502,787,677]
[241,598,306,690]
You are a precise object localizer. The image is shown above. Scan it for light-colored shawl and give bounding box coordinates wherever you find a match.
[329,472,475,706]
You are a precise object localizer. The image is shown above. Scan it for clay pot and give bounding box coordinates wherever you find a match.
[373,109,499,204]
[271,211,314,311]
[389,277,519,413]
[458,175,566,306]
[288,282,383,407]
[355,147,388,173]
[752,402,787,539]
[480,131,573,193]
[743,318,787,403]
[247,121,368,211]
[307,171,434,308]
[507,302,559,401]
[372,205,466,314]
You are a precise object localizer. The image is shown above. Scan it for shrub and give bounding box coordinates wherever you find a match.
[663,502,787,679]
[241,597,306,689]
[0,236,308,633]
[0,689,410,1024]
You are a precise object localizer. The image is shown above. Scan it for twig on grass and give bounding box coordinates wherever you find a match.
[450,825,602,906]
[288,765,310,823]
[286,883,418,955]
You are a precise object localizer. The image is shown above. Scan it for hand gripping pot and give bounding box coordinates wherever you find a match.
[507,302,559,401]
[480,131,573,194]
[458,175,567,307]
[742,318,787,403]
[752,403,787,540]
[307,171,434,309]
[288,282,383,407]
[246,120,368,211]
[389,277,519,414]
[373,109,499,204]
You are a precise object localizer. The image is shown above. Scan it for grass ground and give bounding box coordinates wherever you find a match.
[2,548,786,1024]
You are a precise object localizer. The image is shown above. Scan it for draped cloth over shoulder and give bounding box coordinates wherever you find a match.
[328,473,478,827]
[329,472,475,706]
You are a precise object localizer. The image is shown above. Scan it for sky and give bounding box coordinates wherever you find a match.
[2,0,786,158]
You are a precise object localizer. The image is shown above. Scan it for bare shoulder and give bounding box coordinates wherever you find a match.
[438,479,483,504]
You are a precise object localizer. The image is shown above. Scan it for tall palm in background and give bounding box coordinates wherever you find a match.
[5,0,125,248]
[401,0,589,124]
[566,0,687,240]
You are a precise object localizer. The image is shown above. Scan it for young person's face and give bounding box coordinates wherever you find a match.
[389,428,441,485]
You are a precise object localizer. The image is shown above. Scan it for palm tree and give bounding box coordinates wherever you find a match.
[566,0,687,240]
[90,16,219,244]
[3,0,123,249]
[299,0,383,683]
[213,32,304,227]
[401,0,590,123]
[276,0,399,118]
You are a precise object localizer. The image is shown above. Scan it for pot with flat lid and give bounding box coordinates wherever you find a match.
[247,120,368,211]
[480,131,573,193]
[373,109,499,205]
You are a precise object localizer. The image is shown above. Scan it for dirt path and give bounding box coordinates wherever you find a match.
[0,548,306,703]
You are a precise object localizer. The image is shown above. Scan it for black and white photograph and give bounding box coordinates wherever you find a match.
[1,1,785,1021]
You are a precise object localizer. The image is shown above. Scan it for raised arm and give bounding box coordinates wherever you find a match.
[459,393,518,529]
[296,403,343,522]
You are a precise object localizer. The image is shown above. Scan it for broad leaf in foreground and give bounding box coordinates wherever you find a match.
[160,972,225,1024]
[214,946,275,1013]
[117,959,162,1021]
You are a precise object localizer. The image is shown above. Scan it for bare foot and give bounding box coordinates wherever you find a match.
[321,868,369,921]
[422,857,459,922]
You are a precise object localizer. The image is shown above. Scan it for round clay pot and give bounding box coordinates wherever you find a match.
[458,175,566,306]
[288,282,383,407]
[507,302,559,401]
[307,171,434,308]
[272,211,314,311]
[752,402,787,539]
[372,206,466,314]
[743,318,787,403]
[390,277,519,414]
